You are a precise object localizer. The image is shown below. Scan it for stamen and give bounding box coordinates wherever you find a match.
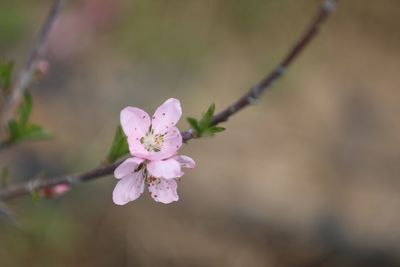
[147,176,160,186]
[140,130,165,152]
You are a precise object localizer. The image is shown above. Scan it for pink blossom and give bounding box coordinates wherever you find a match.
[113,98,195,205]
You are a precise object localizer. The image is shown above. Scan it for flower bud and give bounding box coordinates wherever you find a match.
[40,184,70,198]
[33,60,50,81]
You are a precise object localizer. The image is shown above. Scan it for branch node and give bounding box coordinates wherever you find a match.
[277,66,286,76]
[228,106,237,114]
[250,85,262,99]
[247,95,258,105]
[67,176,79,185]
[322,0,336,12]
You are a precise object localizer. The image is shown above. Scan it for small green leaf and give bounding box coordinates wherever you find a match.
[198,103,215,130]
[7,121,51,142]
[186,117,200,133]
[22,124,52,140]
[7,119,20,140]
[6,92,52,144]
[106,125,129,163]
[19,92,32,125]
[209,126,225,134]
[200,126,225,137]
[0,61,14,90]
[186,103,225,137]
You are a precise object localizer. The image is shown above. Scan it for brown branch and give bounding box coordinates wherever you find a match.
[0,160,123,201]
[0,0,336,201]
[0,0,65,134]
[182,0,337,141]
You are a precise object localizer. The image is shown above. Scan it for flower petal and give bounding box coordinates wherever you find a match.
[120,107,150,137]
[147,158,182,179]
[112,171,145,205]
[148,178,179,204]
[151,98,182,135]
[174,155,195,169]
[114,157,145,179]
[160,127,182,157]
[127,136,151,159]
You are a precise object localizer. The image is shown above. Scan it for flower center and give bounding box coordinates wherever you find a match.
[140,130,164,152]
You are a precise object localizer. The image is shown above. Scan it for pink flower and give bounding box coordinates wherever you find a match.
[113,98,195,205]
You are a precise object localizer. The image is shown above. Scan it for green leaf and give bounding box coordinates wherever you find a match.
[200,126,225,137]
[186,103,225,137]
[198,103,215,130]
[209,126,225,134]
[19,92,32,125]
[0,61,13,90]
[186,117,200,133]
[6,92,52,144]
[22,124,52,140]
[7,119,20,140]
[7,121,52,142]
[106,125,129,163]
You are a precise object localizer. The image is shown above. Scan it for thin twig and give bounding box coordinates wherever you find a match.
[0,0,336,201]
[0,0,65,134]
[182,0,337,141]
[0,160,123,200]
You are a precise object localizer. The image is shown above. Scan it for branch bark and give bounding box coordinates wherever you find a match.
[0,0,65,134]
[0,0,337,201]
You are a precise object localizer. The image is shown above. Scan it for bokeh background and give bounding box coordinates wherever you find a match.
[1,0,400,266]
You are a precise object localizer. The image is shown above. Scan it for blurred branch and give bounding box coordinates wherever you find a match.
[0,0,337,201]
[0,160,122,200]
[0,0,65,135]
[182,0,337,141]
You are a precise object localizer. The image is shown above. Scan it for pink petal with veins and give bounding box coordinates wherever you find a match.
[148,178,179,204]
[120,107,150,137]
[151,98,182,135]
[114,157,144,179]
[113,170,145,205]
[147,158,182,179]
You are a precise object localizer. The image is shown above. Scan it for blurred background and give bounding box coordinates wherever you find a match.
[1,0,400,266]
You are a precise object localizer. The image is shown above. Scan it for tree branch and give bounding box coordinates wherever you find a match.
[0,0,65,134]
[0,0,337,201]
[182,0,337,141]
